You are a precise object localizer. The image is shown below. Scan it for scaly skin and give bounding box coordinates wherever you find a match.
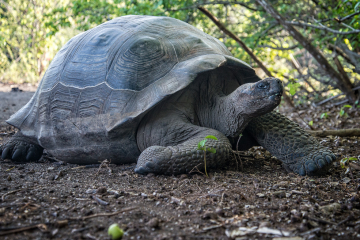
[247,111,336,176]
[135,129,232,175]
[0,132,43,162]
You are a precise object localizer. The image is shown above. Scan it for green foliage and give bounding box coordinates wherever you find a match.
[340,157,358,168]
[308,120,313,126]
[320,112,329,119]
[339,104,352,118]
[0,0,74,83]
[1,0,359,98]
[197,135,218,177]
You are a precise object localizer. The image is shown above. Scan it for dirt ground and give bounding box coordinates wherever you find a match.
[0,84,360,240]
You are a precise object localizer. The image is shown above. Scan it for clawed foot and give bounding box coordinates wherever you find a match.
[285,148,336,176]
[135,146,173,175]
[0,139,43,162]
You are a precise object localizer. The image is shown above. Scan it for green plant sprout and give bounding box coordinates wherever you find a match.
[340,157,358,168]
[340,157,358,175]
[308,120,314,126]
[197,135,218,177]
[339,104,352,118]
[320,112,329,119]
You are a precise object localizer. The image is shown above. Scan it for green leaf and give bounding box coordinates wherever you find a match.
[205,135,218,140]
[348,157,358,161]
[342,105,352,109]
[340,158,348,168]
[288,82,301,95]
[339,109,345,116]
[207,147,216,154]
[355,2,360,11]
[308,120,313,126]
[199,139,207,148]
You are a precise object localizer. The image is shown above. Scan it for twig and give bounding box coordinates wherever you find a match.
[68,206,138,221]
[286,20,360,35]
[167,1,262,12]
[334,11,360,23]
[349,162,360,171]
[0,224,47,236]
[305,215,334,225]
[91,195,109,205]
[337,214,354,226]
[1,189,21,201]
[235,135,244,171]
[189,163,206,176]
[94,159,112,177]
[307,128,360,137]
[258,44,298,50]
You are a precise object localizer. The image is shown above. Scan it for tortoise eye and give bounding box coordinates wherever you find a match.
[257,82,268,89]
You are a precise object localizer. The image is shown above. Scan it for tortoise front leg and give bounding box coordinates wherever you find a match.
[135,127,232,175]
[246,111,336,176]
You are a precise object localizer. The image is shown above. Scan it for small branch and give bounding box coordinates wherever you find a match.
[349,162,360,171]
[334,11,360,23]
[167,1,262,12]
[307,128,360,137]
[333,55,353,90]
[285,20,360,35]
[258,44,298,50]
[1,189,21,201]
[0,224,47,236]
[327,44,354,67]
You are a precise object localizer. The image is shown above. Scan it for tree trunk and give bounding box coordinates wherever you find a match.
[198,6,295,109]
[255,0,357,103]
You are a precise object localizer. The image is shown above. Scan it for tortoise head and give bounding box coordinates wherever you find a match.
[234,77,283,116]
[216,77,283,137]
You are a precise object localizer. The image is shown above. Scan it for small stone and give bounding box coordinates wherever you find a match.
[203,211,218,220]
[256,193,265,198]
[272,191,286,198]
[215,207,224,216]
[273,237,303,240]
[299,204,309,211]
[277,181,289,187]
[97,187,107,194]
[259,221,270,228]
[179,174,188,180]
[146,217,159,228]
[86,189,97,194]
[280,205,288,211]
[319,203,341,214]
[342,177,351,183]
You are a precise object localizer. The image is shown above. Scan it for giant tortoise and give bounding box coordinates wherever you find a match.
[0,15,336,176]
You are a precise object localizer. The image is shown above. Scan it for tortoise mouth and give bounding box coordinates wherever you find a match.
[267,91,283,101]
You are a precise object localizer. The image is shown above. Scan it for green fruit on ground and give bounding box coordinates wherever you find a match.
[108,223,124,240]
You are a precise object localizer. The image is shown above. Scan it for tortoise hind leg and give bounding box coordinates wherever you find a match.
[0,132,43,162]
[246,111,336,176]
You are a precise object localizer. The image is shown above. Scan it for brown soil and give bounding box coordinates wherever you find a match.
[0,87,360,240]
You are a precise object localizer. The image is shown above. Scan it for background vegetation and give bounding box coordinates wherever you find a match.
[0,0,359,106]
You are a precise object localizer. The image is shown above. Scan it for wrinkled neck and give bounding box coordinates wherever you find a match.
[198,91,252,138]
